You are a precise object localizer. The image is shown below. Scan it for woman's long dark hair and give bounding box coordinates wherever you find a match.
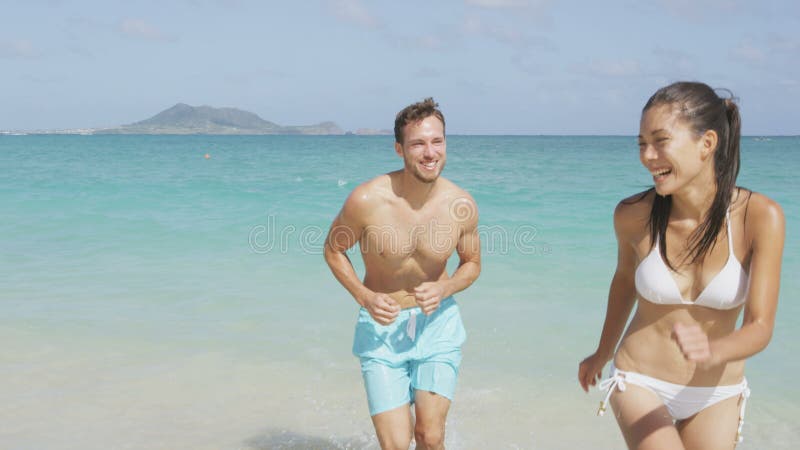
[643,82,741,269]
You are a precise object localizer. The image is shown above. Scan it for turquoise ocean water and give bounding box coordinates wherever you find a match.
[1,135,797,449]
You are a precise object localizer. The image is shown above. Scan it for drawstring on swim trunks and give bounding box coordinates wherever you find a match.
[736,383,751,444]
[406,310,418,341]
[597,370,626,416]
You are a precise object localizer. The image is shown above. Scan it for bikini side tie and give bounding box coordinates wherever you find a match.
[597,371,626,416]
[736,382,751,444]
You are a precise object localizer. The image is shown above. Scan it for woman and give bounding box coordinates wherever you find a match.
[578,81,784,449]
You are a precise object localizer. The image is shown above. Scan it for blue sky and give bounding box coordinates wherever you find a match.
[2,0,798,134]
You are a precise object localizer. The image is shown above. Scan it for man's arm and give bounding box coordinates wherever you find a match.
[323,186,400,324]
[415,195,481,314]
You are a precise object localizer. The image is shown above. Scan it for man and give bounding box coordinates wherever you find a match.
[324,98,480,450]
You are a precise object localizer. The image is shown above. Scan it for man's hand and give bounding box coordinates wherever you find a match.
[414,281,448,315]
[362,292,400,325]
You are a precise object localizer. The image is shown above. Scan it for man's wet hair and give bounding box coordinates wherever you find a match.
[394,97,445,144]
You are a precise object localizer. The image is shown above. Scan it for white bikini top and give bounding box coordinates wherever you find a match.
[634,211,748,310]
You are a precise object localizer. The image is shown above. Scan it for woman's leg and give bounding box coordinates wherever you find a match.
[610,383,686,450]
[676,395,742,450]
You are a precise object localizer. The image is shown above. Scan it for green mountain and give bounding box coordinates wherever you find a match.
[96,103,343,135]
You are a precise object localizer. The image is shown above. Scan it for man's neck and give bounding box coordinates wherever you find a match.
[398,171,437,210]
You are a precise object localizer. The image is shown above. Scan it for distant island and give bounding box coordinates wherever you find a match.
[2,104,393,136]
[96,103,344,135]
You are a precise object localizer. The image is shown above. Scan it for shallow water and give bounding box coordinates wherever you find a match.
[1,135,797,448]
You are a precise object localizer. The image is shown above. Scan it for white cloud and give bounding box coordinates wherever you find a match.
[462,15,482,34]
[768,34,800,54]
[20,73,64,84]
[22,0,64,5]
[464,0,550,9]
[586,59,642,77]
[463,14,556,77]
[0,39,41,59]
[415,35,443,50]
[511,52,548,76]
[183,0,246,7]
[377,29,449,52]
[657,0,743,20]
[413,67,441,78]
[224,68,291,86]
[66,16,104,28]
[118,18,176,42]
[330,0,380,29]
[462,14,555,51]
[67,46,95,58]
[731,41,767,65]
[465,0,553,25]
[652,47,697,75]
[466,0,530,8]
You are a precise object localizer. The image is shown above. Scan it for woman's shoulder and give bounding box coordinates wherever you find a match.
[614,189,654,236]
[737,189,785,236]
[615,189,654,220]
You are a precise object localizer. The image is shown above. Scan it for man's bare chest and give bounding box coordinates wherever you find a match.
[360,212,460,261]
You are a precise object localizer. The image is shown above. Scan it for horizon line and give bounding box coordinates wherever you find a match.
[2,131,798,138]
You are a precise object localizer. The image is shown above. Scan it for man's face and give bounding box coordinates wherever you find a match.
[395,115,446,183]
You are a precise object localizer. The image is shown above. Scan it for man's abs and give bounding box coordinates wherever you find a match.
[364,269,451,309]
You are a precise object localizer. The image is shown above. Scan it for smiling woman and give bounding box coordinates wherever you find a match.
[579,81,785,450]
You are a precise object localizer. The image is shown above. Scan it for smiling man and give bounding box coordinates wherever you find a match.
[324,98,481,450]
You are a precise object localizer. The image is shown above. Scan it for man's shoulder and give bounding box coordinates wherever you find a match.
[434,177,478,225]
[357,173,394,194]
[343,174,394,209]
[433,176,469,197]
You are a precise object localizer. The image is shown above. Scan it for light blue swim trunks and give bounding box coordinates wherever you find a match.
[352,296,466,416]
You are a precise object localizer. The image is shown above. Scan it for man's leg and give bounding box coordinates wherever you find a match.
[360,358,416,449]
[414,390,451,450]
[408,299,465,450]
[371,404,413,450]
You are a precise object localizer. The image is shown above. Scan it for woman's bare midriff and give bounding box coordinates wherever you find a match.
[614,298,746,386]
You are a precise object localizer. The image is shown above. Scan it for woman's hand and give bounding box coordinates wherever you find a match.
[579,351,610,392]
[673,322,719,369]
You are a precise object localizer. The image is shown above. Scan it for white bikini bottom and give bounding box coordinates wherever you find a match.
[598,364,750,443]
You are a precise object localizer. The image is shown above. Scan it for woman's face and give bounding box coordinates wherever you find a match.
[638,104,715,197]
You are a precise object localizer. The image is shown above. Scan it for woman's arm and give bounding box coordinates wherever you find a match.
[674,193,785,367]
[579,200,641,391]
